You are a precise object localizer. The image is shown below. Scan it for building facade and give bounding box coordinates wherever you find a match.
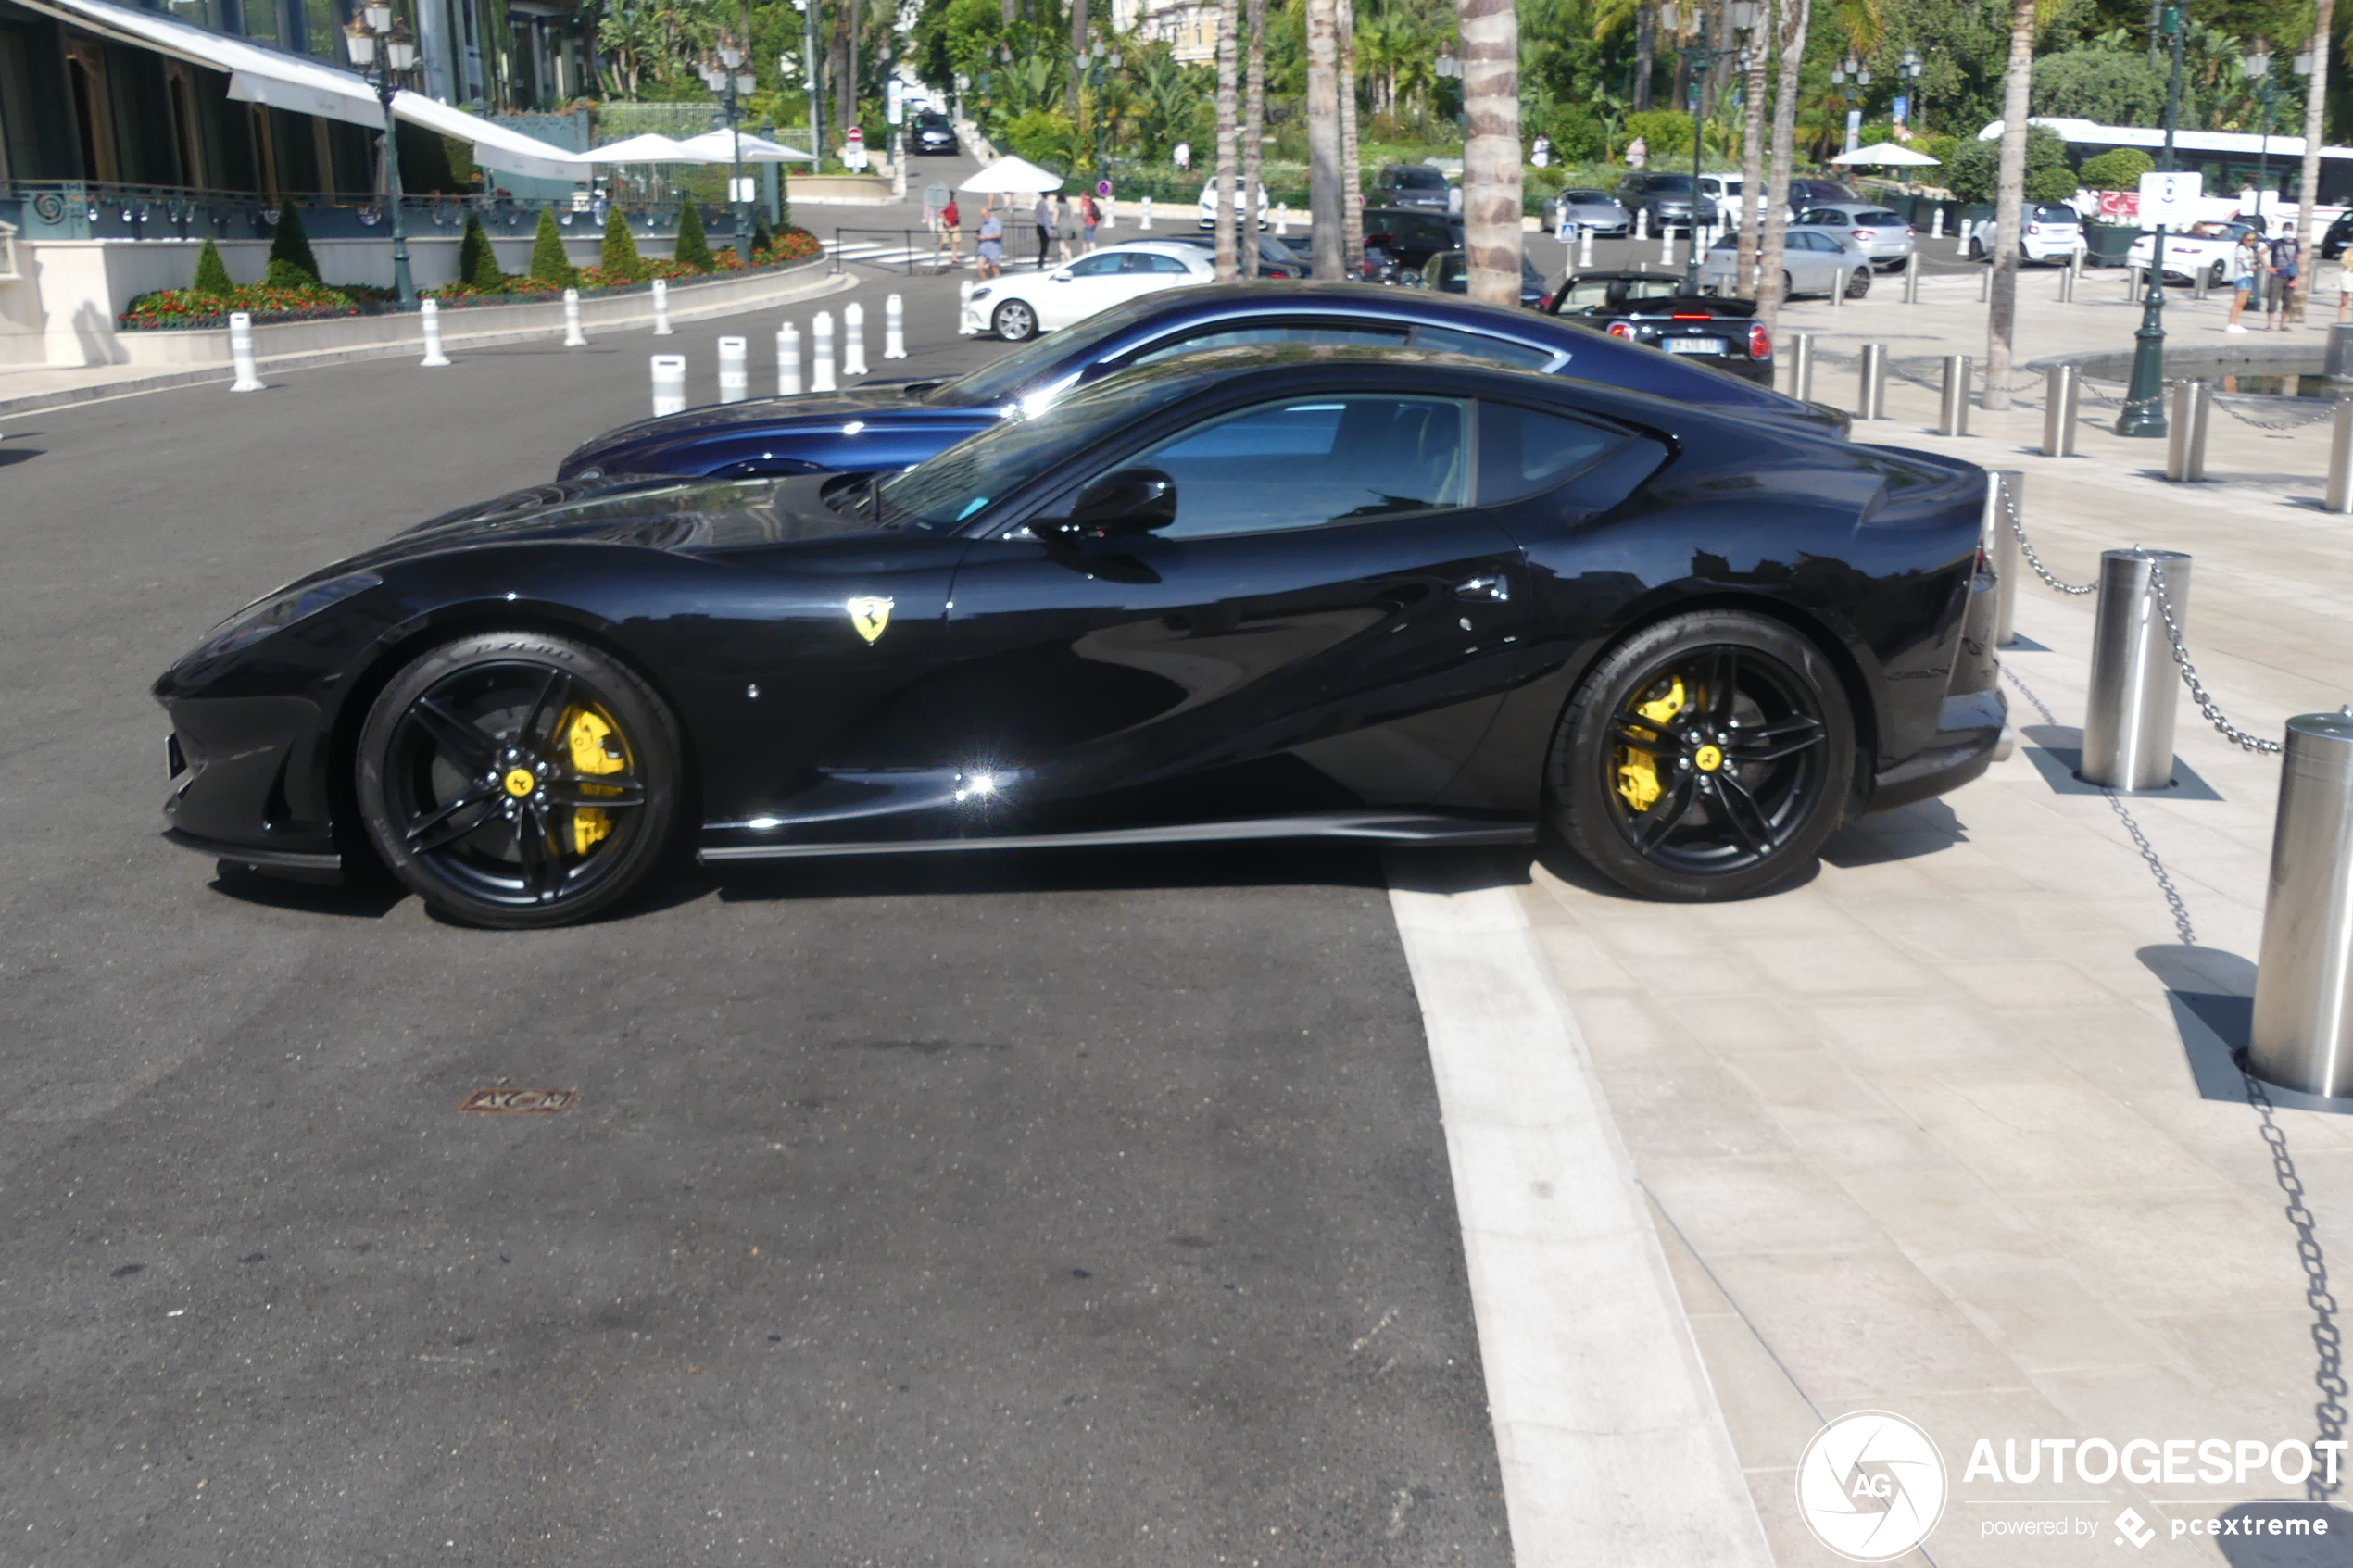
[1107,0,1215,64]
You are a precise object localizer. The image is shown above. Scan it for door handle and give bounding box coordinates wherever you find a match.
[1453,574,1511,602]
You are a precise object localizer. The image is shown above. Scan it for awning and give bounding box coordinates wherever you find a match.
[576,133,712,164]
[672,130,814,164]
[16,0,585,182]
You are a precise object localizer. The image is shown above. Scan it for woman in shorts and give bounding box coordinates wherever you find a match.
[975,206,1004,279]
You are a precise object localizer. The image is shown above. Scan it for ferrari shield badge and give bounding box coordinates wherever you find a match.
[847,596,894,644]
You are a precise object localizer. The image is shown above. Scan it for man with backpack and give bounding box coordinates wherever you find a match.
[2268,229,2303,329]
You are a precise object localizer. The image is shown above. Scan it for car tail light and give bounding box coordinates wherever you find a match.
[1670,311,1709,320]
[2027,223,2041,235]
[1540,291,1554,310]
[1606,320,1634,339]
[1748,322,1771,360]
[1853,228,1876,241]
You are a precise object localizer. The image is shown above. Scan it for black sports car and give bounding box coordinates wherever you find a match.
[1544,270,1774,387]
[156,347,2005,928]
[555,285,1846,483]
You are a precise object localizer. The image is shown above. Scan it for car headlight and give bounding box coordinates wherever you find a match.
[177,571,382,670]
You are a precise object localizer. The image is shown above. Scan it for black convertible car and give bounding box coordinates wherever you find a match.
[156,347,2004,928]
[1545,270,1774,388]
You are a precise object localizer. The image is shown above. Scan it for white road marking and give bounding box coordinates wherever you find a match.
[1386,859,1773,1568]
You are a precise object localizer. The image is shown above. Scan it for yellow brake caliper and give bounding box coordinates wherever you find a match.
[1616,675,1686,812]
[560,706,626,855]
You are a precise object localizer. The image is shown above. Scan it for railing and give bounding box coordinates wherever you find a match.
[0,182,754,245]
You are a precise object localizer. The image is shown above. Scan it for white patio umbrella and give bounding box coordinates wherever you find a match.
[576,133,713,163]
[958,155,1066,194]
[1831,142,1943,168]
[673,129,814,163]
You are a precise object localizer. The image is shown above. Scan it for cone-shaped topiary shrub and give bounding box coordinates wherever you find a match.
[192,237,235,296]
[528,207,577,287]
[266,201,321,284]
[673,201,713,271]
[600,206,644,281]
[457,213,505,291]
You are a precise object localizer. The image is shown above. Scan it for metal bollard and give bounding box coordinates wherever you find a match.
[419,297,450,368]
[2326,321,2353,380]
[812,311,837,392]
[2192,266,2209,302]
[228,311,264,392]
[843,302,869,377]
[651,277,673,336]
[1831,265,1844,310]
[1788,332,1815,403]
[1978,266,1991,303]
[1989,470,2024,647]
[1857,343,1887,420]
[1579,228,1595,269]
[2058,262,2076,303]
[776,320,801,396]
[1140,196,1153,230]
[1937,355,1973,436]
[562,287,586,347]
[649,353,686,417]
[2329,400,2353,513]
[957,279,976,335]
[2042,364,2080,457]
[1903,252,1919,304]
[2247,707,2353,1098]
[717,335,748,403]
[2165,381,2214,481]
[2081,548,2190,791]
[884,293,907,359]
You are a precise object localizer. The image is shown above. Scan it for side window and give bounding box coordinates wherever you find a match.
[1122,395,1472,538]
[1143,253,1195,273]
[1128,320,1412,366]
[1477,403,1626,504]
[1411,326,1555,372]
[1066,253,1126,277]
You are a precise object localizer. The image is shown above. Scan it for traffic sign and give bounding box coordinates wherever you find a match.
[2137,169,2202,226]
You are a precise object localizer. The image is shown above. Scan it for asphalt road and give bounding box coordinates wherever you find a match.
[0,268,1508,1565]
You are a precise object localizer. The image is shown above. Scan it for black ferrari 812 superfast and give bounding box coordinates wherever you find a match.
[155,346,2005,928]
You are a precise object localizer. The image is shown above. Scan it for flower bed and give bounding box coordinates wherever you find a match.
[119,229,825,330]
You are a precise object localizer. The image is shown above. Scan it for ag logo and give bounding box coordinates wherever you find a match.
[1795,1411,1949,1562]
[846,596,894,644]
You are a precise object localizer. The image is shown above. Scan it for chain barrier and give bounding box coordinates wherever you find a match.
[2244,1070,2353,1502]
[2208,394,2342,433]
[2145,565,2284,754]
[1999,483,2097,596]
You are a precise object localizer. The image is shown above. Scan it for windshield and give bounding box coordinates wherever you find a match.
[1566,190,1612,203]
[879,370,1208,530]
[926,298,1160,406]
[1647,175,1695,193]
[1854,210,1904,224]
[1392,167,1447,189]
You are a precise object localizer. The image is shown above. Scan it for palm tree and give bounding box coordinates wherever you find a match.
[1757,0,1811,337]
[1339,0,1365,277]
[1306,0,1344,279]
[1458,0,1520,305]
[1243,0,1265,279]
[2293,2,2334,321]
[1736,12,1769,295]
[1214,0,1240,280]
[1983,0,2042,411]
[1067,0,1088,119]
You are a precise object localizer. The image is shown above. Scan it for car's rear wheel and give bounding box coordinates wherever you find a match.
[1780,269,1795,299]
[2208,259,2228,288]
[357,632,681,929]
[1968,235,1984,260]
[992,299,1038,341]
[1547,611,1854,901]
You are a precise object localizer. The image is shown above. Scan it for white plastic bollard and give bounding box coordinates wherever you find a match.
[776,320,802,395]
[884,293,907,359]
[228,311,264,392]
[1659,225,1674,264]
[652,277,673,335]
[717,335,748,403]
[1635,209,1648,242]
[1579,228,1595,269]
[812,311,837,392]
[561,287,586,347]
[958,279,976,336]
[1277,207,1289,236]
[418,297,450,368]
[1140,196,1153,230]
[1931,208,1945,239]
[843,302,869,377]
[650,353,686,417]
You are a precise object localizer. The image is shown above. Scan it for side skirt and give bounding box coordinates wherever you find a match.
[698,811,1536,863]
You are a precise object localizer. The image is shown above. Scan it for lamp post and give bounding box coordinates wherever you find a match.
[1899,49,1924,131]
[1079,42,1124,183]
[1829,54,1870,157]
[1434,53,1465,148]
[343,5,418,307]
[699,42,758,245]
[793,0,824,169]
[1678,6,1755,292]
[2118,0,2188,438]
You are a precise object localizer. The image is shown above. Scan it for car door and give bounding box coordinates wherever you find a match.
[918,389,1532,826]
[1034,251,1135,330]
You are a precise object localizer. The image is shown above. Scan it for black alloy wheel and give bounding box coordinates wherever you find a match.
[1548,611,1854,901]
[1843,266,1871,298]
[992,299,1038,341]
[1968,235,1984,260]
[357,632,680,929]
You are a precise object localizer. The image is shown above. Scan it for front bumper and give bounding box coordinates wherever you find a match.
[158,692,340,863]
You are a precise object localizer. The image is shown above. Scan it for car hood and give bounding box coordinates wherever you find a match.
[558,383,956,470]
[366,474,890,567]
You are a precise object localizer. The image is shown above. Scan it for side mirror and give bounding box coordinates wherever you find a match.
[1062,468,1177,539]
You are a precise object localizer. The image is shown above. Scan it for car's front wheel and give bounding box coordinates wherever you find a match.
[992,299,1038,341]
[1844,266,1870,297]
[356,632,681,929]
[1546,611,1855,901]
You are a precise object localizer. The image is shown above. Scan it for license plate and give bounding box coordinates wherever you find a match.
[1665,337,1725,355]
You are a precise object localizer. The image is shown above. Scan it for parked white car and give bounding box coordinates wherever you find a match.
[1196,178,1273,229]
[2122,219,2262,286]
[1962,203,2086,265]
[960,241,1217,341]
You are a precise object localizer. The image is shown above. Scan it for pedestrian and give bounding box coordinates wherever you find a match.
[2337,252,2353,323]
[1173,141,1191,173]
[1626,135,1647,170]
[937,194,962,265]
[2268,228,2303,328]
[1531,133,1552,169]
[1056,195,1076,263]
[1035,192,1054,268]
[1080,192,1100,252]
[975,204,1004,280]
[2227,230,2262,333]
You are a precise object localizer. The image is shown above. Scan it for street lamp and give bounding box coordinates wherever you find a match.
[2244,44,2279,229]
[1079,41,1124,182]
[1678,4,1755,293]
[1829,54,1870,156]
[343,5,418,307]
[699,42,758,246]
[2117,0,2188,438]
[792,0,824,170]
[1900,49,1923,131]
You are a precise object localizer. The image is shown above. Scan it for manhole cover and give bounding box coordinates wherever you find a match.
[457,1087,579,1115]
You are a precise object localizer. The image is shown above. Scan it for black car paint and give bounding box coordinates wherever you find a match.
[158,353,2001,881]
[554,285,1846,483]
